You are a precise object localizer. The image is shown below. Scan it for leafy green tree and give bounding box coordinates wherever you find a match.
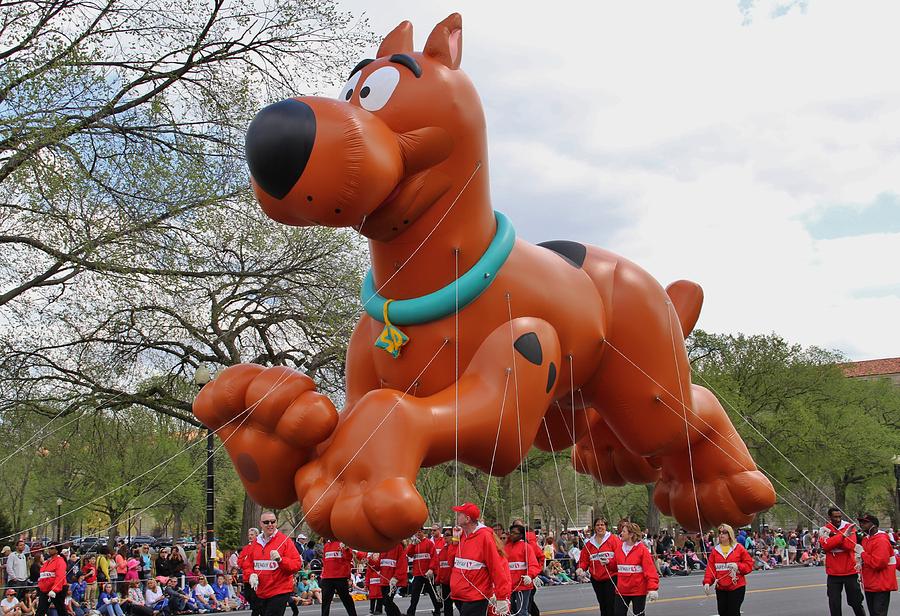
[688,331,900,528]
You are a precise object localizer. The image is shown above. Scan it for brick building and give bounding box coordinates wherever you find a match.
[841,357,900,387]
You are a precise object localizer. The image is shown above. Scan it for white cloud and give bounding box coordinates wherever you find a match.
[338,0,900,359]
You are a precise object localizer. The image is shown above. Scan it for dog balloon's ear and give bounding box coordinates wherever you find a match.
[378,21,413,57]
[424,13,462,69]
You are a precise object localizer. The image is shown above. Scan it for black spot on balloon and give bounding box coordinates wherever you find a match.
[538,240,587,268]
[514,332,543,365]
[546,362,557,393]
[237,453,260,483]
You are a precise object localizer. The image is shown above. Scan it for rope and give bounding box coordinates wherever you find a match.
[577,389,615,527]
[541,412,577,529]
[505,294,529,523]
[666,301,708,554]
[454,248,460,508]
[602,339,829,524]
[692,370,852,520]
[543,398,635,616]
[482,369,512,514]
[568,357,579,529]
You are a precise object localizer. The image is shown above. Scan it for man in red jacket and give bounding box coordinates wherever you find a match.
[431,525,446,551]
[247,512,303,616]
[35,544,67,616]
[448,503,511,616]
[237,528,261,616]
[407,529,441,616]
[433,529,454,616]
[819,507,865,616]
[320,539,358,616]
[856,514,897,616]
[379,543,407,616]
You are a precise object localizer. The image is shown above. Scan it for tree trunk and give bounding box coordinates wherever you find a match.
[241,494,262,543]
[832,479,847,510]
[173,507,183,540]
[645,484,660,535]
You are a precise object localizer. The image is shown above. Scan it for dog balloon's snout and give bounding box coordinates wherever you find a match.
[245,99,316,200]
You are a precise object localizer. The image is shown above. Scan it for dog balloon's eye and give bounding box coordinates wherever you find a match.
[338,71,362,102]
[359,66,400,112]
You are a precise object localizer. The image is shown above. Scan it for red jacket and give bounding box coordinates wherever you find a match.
[321,541,354,579]
[505,540,540,591]
[859,531,898,593]
[525,533,544,566]
[408,539,436,577]
[578,533,621,582]
[702,543,754,591]
[448,526,511,602]
[38,554,67,593]
[613,542,658,597]
[237,542,255,581]
[246,532,303,598]
[434,544,453,585]
[818,521,858,577]
[360,553,383,600]
[379,545,408,587]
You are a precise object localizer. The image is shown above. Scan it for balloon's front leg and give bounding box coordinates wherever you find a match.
[293,317,560,551]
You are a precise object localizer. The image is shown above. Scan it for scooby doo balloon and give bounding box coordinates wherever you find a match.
[194,13,775,550]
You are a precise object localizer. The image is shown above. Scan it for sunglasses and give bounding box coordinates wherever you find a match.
[261,520,277,525]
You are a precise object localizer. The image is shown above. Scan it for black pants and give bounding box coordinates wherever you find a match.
[528,591,539,616]
[715,586,745,616]
[826,574,865,616]
[407,576,440,616]
[454,600,487,616]
[381,586,401,616]
[245,586,260,616]
[322,578,357,616]
[864,591,891,616]
[613,595,645,616]
[36,588,68,616]
[590,578,617,616]
[258,592,291,616]
[370,598,383,614]
[440,584,453,616]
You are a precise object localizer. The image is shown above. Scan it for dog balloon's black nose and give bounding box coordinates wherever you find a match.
[245,99,316,199]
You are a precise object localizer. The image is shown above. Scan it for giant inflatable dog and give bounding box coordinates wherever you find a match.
[194,14,776,550]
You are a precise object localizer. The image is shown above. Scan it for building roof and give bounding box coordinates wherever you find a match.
[841,357,900,377]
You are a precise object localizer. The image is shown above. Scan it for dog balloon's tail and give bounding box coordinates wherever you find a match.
[665,279,704,337]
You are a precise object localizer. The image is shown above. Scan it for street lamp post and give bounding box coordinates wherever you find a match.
[56,498,63,544]
[194,365,214,574]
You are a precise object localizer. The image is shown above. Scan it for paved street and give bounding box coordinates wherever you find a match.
[242,565,899,616]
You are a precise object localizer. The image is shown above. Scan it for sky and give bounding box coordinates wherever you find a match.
[334,0,900,361]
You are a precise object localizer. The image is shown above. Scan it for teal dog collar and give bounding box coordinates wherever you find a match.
[361,211,515,326]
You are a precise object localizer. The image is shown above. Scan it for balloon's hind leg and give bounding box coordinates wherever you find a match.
[652,384,776,530]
